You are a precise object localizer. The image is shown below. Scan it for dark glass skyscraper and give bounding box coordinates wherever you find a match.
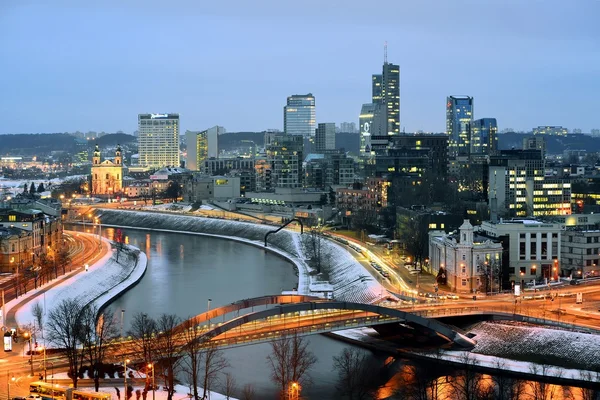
[284,93,316,137]
[381,62,400,135]
[446,96,473,157]
[471,118,498,156]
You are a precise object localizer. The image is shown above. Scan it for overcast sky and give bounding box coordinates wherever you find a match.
[1,0,599,134]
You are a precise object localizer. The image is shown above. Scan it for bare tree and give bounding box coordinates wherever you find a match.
[395,360,450,400]
[154,314,182,400]
[180,318,203,400]
[241,384,256,400]
[31,302,44,339]
[332,348,380,399]
[491,360,526,400]
[80,305,119,391]
[201,342,229,400]
[577,370,600,400]
[449,352,485,400]
[114,229,126,263]
[46,298,86,388]
[56,246,71,275]
[301,229,331,274]
[266,333,317,399]
[221,372,237,400]
[528,363,562,400]
[128,312,157,365]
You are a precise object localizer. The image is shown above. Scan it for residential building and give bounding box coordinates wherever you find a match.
[388,134,449,178]
[0,227,33,273]
[304,151,354,190]
[138,113,180,168]
[186,127,220,171]
[336,178,389,227]
[470,118,498,156]
[265,133,304,188]
[429,220,503,293]
[254,156,272,192]
[284,94,316,137]
[91,144,123,196]
[315,123,336,153]
[446,96,474,157]
[522,136,547,159]
[479,219,562,287]
[533,126,568,136]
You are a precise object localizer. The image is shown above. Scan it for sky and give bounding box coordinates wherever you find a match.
[1,0,599,134]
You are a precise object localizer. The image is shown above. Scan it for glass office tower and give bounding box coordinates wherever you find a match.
[284,93,316,137]
[446,96,474,157]
[471,118,498,156]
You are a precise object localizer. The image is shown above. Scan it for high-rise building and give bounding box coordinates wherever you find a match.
[470,118,498,156]
[185,127,220,171]
[138,113,180,168]
[372,63,400,136]
[359,103,377,155]
[265,132,304,188]
[372,74,382,104]
[315,123,336,153]
[339,122,357,133]
[284,93,316,137]
[446,96,474,157]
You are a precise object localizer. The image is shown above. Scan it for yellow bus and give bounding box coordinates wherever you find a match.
[30,382,111,400]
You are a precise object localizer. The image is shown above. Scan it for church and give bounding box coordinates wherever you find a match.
[91,144,123,195]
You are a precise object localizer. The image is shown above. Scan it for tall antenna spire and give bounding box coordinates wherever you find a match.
[384,41,388,63]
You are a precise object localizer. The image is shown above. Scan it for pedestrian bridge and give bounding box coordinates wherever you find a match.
[176,295,477,349]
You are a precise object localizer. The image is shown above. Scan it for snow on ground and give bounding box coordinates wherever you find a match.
[141,203,193,213]
[14,235,147,336]
[75,383,237,400]
[469,321,600,371]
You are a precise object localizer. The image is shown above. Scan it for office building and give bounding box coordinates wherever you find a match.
[304,151,354,190]
[265,132,304,188]
[202,157,255,176]
[470,118,498,156]
[533,126,568,136]
[446,96,474,157]
[185,127,220,171]
[315,123,336,153]
[488,150,571,217]
[339,122,357,133]
[372,63,400,136]
[359,103,378,155]
[523,136,547,159]
[284,94,316,137]
[138,113,180,168]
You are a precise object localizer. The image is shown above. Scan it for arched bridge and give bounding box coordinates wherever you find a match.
[181,298,476,349]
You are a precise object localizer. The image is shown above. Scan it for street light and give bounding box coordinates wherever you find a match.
[124,358,130,400]
[7,374,14,400]
[289,382,300,400]
[147,363,155,400]
[47,361,54,399]
[23,331,33,376]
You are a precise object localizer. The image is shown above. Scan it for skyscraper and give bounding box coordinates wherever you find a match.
[284,93,316,137]
[372,74,382,104]
[470,118,498,156]
[371,63,400,136]
[185,127,220,171]
[446,96,474,157]
[138,113,180,168]
[315,123,336,153]
[265,132,304,188]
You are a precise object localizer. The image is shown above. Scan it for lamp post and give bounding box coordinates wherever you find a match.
[124,358,130,400]
[24,331,33,376]
[48,361,54,399]
[207,299,212,329]
[289,382,300,400]
[7,373,14,400]
[148,363,155,400]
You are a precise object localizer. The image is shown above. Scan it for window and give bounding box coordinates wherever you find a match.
[462,254,466,260]
[587,249,593,255]
[461,265,466,274]
[587,237,593,244]
[569,236,573,242]
[520,233,526,239]
[106,174,109,180]
[461,279,467,287]
[569,247,573,253]
[11,244,15,252]
[552,233,558,239]
[586,260,592,266]
[8,215,16,222]
[595,237,599,243]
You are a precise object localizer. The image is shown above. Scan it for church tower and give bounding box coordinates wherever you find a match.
[115,144,122,166]
[93,144,101,165]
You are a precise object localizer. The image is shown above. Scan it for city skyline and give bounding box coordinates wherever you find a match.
[1,1,599,134]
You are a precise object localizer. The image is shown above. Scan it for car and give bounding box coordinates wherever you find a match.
[26,395,41,400]
[570,280,581,285]
[13,397,26,400]
[447,294,459,300]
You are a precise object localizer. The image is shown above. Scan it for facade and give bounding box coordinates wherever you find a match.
[336,178,390,227]
[265,133,304,188]
[138,113,180,168]
[91,144,123,195]
[359,103,379,155]
[533,126,568,136]
[185,127,220,171]
[429,220,503,293]
[446,96,474,157]
[213,176,241,200]
[203,157,255,176]
[372,63,400,136]
[479,220,562,286]
[284,94,316,137]
[470,118,498,156]
[315,123,336,153]
[522,136,547,159]
[339,122,357,133]
[123,180,151,198]
[372,74,382,104]
[388,134,449,178]
[254,157,272,192]
[304,152,354,190]
[561,229,600,279]
[488,150,571,217]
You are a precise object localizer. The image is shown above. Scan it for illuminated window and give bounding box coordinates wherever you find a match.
[8,215,16,222]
